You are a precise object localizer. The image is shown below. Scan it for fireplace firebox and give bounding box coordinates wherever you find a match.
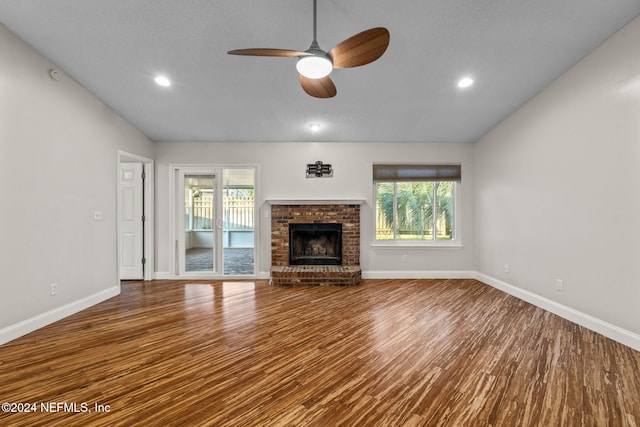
[289,223,342,265]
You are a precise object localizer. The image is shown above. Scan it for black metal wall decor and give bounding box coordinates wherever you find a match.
[306,161,333,178]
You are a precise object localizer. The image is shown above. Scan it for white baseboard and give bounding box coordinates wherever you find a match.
[0,286,120,345]
[474,272,640,352]
[363,270,476,280]
[158,270,474,281]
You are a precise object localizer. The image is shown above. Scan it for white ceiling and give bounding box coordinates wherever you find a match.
[1,0,639,143]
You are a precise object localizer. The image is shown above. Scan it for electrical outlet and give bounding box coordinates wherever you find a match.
[401,254,408,263]
[555,279,564,292]
[504,264,509,273]
[50,283,58,296]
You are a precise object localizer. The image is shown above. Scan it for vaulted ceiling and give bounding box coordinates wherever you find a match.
[1,0,639,143]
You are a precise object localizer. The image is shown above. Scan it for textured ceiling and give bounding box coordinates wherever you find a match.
[1,0,639,143]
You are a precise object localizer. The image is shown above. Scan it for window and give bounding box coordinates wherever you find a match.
[374,164,460,243]
[184,175,214,231]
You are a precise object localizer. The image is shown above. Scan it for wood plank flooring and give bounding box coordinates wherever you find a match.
[1,279,639,426]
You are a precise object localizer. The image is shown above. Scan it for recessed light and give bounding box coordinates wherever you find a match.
[154,75,171,87]
[310,124,321,132]
[457,77,474,88]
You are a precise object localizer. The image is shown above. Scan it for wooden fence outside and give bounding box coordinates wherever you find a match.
[190,196,254,230]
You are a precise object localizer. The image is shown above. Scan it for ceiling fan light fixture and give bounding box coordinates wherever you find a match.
[296,55,333,79]
[227,0,389,97]
[457,77,474,88]
[154,75,171,87]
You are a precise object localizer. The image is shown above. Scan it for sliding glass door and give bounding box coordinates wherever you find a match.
[174,166,255,277]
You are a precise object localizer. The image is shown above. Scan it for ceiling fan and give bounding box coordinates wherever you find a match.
[227,0,390,98]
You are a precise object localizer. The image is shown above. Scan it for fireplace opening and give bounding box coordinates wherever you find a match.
[289,223,342,265]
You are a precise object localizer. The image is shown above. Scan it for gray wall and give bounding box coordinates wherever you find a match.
[0,25,154,342]
[475,16,640,336]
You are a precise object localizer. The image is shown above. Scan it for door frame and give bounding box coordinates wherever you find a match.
[170,164,259,279]
[175,166,221,276]
[117,150,154,281]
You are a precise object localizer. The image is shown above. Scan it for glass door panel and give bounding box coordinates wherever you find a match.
[222,169,255,276]
[184,173,216,273]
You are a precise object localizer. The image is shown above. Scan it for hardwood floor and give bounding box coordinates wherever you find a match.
[1,279,639,426]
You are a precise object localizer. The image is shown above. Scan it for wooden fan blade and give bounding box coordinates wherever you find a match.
[227,48,311,57]
[300,75,337,98]
[329,27,390,68]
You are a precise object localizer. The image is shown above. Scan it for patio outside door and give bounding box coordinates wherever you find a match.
[177,169,219,274]
[174,166,256,277]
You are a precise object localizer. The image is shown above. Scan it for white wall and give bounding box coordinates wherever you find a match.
[475,16,640,337]
[154,142,475,278]
[0,25,154,343]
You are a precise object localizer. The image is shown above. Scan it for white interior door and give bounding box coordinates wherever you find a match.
[119,163,143,280]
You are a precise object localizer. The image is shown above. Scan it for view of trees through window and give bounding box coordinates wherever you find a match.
[376,181,455,241]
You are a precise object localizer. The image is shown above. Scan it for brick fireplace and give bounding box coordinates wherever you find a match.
[289,223,342,265]
[269,200,362,286]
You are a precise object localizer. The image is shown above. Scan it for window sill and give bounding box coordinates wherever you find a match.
[370,241,464,249]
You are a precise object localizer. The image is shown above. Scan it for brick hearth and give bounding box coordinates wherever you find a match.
[269,201,362,286]
[270,266,361,287]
